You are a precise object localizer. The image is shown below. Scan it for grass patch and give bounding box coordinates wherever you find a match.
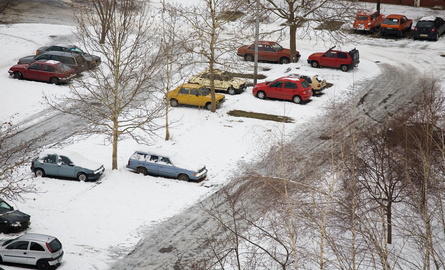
[227,110,294,123]
[315,20,344,31]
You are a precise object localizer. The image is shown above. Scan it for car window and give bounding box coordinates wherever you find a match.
[271,43,283,51]
[48,238,62,253]
[357,15,369,21]
[36,54,51,60]
[265,45,275,52]
[59,155,72,165]
[417,21,434,28]
[62,56,75,65]
[384,18,399,25]
[178,88,189,94]
[301,80,311,88]
[75,55,86,64]
[28,63,42,70]
[258,44,265,51]
[43,154,57,164]
[199,87,211,96]
[150,155,159,162]
[30,242,45,251]
[270,81,283,88]
[214,74,222,81]
[324,51,337,58]
[159,157,172,165]
[338,52,347,59]
[132,152,147,161]
[51,55,62,62]
[190,89,199,96]
[7,241,29,250]
[56,63,72,72]
[0,201,13,214]
[284,82,297,89]
[42,64,54,72]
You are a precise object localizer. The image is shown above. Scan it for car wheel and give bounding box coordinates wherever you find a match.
[293,95,302,104]
[50,77,60,85]
[311,61,319,68]
[178,174,189,181]
[13,71,23,79]
[170,99,178,107]
[37,259,50,270]
[77,173,88,182]
[434,34,439,41]
[341,65,349,72]
[280,57,290,64]
[245,54,254,62]
[257,91,266,99]
[35,168,45,178]
[227,87,236,95]
[206,102,212,110]
[137,167,148,175]
[0,225,8,234]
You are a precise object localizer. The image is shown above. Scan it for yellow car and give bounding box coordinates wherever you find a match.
[167,83,225,110]
[290,74,326,94]
[188,69,247,95]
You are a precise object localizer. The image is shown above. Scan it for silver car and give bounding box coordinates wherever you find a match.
[0,233,63,270]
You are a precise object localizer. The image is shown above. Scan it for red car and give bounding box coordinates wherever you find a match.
[353,10,385,32]
[8,59,76,85]
[307,46,359,72]
[252,76,312,104]
[237,41,300,64]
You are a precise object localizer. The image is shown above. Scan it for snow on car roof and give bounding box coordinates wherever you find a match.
[134,147,205,171]
[419,16,436,21]
[38,149,103,169]
[45,60,61,65]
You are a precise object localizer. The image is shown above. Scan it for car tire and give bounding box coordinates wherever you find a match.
[293,95,302,104]
[245,54,254,62]
[13,71,23,79]
[311,61,319,68]
[77,173,88,182]
[341,65,349,72]
[0,225,8,234]
[205,102,212,110]
[37,259,50,270]
[279,57,290,64]
[170,99,178,107]
[35,169,45,178]
[137,167,148,175]
[434,34,439,41]
[227,87,236,95]
[257,91,266,99]
[50,77,60,85]
[178,174,189,181]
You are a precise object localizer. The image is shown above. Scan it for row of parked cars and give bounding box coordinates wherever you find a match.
[8,44,101,85]
[353,11,445,40]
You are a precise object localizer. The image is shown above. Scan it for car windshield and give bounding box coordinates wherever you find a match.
[383,18,399,25]
[0,201,13,214]
[301,80,311,88]
[48,238,62,253]
[356,15,369,21]
[56,63,72,72]
[271,43,283,51]
[199,87,211,96]
[416,21,434,28]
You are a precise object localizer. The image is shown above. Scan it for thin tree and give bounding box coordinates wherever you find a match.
[47,0,165,169]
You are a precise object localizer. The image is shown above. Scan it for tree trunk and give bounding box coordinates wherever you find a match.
[386,201,392,244]
[112,120,119,170]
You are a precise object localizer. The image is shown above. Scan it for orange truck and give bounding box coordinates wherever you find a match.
[353,10,385,32]
[380,14,413,37]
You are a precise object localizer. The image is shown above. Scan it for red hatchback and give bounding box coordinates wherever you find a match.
[237,41,300,64]
[252,76,312,104]
[8,60,76,85]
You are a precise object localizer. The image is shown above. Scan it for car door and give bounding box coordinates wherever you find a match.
[25,63,43,81]
[282,81,298,100]
[319,51,337,67]
[26,242,46,265]
[266,80,283,99]
[57,155,76,178]
[175,87,191,105]
[40,63,55,81]
[3,240,30,264]
[41,154,59,176]
[157,156,176,178]
[189,88,207,106]
[262,44,278,62]
[144,155,160,175]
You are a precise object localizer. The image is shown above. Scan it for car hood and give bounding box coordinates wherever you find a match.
[212,93,225,101]
[83,53,101,62]
[9,63,30,70]
[253,81,268,89]
[308,52,324,59]
[0,210,31,223]
[237,45,249,53]
[18,55,36,64]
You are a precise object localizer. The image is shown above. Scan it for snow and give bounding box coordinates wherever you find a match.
[0,2,444,270]
[37,149,103,170]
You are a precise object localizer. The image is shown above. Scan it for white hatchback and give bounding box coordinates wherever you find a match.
[0,233,63,270]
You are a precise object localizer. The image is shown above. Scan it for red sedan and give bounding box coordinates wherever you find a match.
[8,60,76,85]
[252,76,312,104]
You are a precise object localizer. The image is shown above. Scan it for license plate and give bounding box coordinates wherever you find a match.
[420,34,428,37]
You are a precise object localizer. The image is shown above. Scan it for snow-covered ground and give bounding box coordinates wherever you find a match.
[0,1,444,269]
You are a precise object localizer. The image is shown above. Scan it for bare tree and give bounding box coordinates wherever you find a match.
[47,0,165,169]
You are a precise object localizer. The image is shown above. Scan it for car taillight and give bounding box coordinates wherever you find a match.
[431,27,437,32]
[46,243,53,253]
[317,84,321,87]
[413,27,417,31]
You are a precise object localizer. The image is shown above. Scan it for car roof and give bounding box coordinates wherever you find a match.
[17,233,55,242]
[257,41,279,45]
[418,16,438,22]
[35,59,62,65]
[39,51,80,57]
[178,83,206,89]
[356,10,377,16]
[385,14,406,19]
[275,76,305,82]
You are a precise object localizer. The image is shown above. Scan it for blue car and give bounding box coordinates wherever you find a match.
[126,150,207,181]
[31,149,105,181]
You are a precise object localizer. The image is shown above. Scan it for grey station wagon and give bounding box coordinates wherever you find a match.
[31,149,105,182]
[126,150,207,181]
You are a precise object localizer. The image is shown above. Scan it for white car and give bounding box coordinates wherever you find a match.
[188,69,247,95]
[0,233,63,270]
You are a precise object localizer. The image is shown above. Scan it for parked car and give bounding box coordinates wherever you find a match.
[31,149,105,181]
[353,10,385,32]
[0,199,30,234]
[188,69,247,95]
[36,44,101,68]
[252,76,312,104]
[126,150,208,181]
[8,60,76,84]
[307,46,360,72]
[0,233,63,270]
[412,16,445,41]
[167,83,225,110]
[380,14,412,37]
[18,51,88,74]
[290,74,327,94]
[237,41,300,64]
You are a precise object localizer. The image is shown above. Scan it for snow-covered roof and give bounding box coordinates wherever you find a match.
[38,149,103,170]
[419,16,436,21]
[133,147,205,171]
